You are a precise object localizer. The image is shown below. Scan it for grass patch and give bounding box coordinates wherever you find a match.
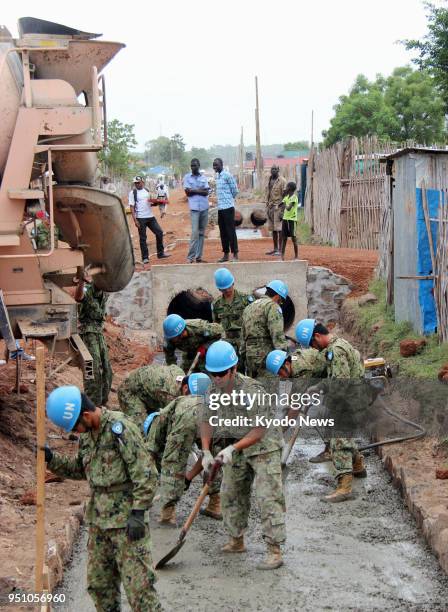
[296,209,312,244]
[352,279,448,378]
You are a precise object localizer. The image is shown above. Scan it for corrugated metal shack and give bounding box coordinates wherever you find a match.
[382,148,448,335]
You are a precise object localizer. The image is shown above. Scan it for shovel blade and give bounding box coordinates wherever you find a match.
[154,538,186,570]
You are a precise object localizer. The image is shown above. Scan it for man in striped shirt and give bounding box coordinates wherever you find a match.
[213,158,239,262]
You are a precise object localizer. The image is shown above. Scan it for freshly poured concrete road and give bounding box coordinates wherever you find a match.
[59,435,448,612]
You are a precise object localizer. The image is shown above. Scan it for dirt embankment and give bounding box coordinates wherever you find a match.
[0,323,152,600]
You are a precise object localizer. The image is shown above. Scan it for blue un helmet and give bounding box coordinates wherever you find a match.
[188,372,212,395]
[46,385,82,432]
[295,318,316,347]
[163,314,186,339]
[205,340,238,373]
[266,279,288,300]
[266,350,288,376]
[214,268,235,290]
[143,412,160,437]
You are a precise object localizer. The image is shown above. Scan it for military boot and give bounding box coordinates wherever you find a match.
[256,544,284,570]
[221,536,246,553]
[322,474,353,503]
[158,504,176,525]
[199,493,223,520]
[352,453,367,478]
[309,443,331,463]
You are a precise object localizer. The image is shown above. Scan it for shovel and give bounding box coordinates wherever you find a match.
[155,459,222,569]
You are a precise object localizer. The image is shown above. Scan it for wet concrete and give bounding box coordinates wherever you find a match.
[59,433,448,612]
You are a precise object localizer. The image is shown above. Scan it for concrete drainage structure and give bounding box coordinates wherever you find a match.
[106,261,352,340]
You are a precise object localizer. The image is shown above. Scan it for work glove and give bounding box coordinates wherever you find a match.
[197,345,207,359]
[184,477,192,491]
[126,509,146,542]
[216,445,236,465]
[201,449,214,472]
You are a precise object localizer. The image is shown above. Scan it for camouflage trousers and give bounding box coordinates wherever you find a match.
[82,332,113,407]
[117,380,148,428]
[221,449,286,545]
[87,524,161,612]
[148,410,222,507]
[330,437,359,479]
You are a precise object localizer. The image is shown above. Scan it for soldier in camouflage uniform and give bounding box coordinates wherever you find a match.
[145,373,223,524]
[211,268,254,370]
[240,280,288,378]
[44,386,161,611]
[295,319,368,503]
[118,363,185,428]
[163,314,223,373]
[34,210,59,250]
[201,340,286,570]
[75,273,112,407]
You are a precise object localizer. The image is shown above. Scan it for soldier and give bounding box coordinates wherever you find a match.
[295,319,368,503]
[240,280,289,378]
[211,268,254,365]
[144,373,222,524]
[75,271,112,407]
[118,363,185,427]
[43,386,160,611]
[162,314,223,373]
[265,165,287,256]
[201,341,286,570]
[34,210,59,250]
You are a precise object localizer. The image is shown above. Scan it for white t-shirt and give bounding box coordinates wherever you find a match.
[128,187,153,218]
[156,183,169,198]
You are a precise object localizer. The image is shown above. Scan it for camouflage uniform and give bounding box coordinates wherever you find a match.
[78,284,112,407]
[163,319,223,373]
[35,221,59,250]
[211,290,254,356]
[118,364,184,428]
[322,336,365,478]
[205,373,286,546]
[147,395,222,507]
[48,409,160,612]
[240,297,288,378]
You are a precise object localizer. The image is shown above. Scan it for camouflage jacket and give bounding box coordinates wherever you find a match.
[265,176,287,208]
[290,348,328,378]
[48,409,158,529]
[35,222,59,250]
[212,290,254,348]
[78,283,108,334]
[323,336,364,379]
[146,395,203,459]
[122,364,184,412]
[204,373,283,457]
[240,297,287,371]
[163,319,223,372]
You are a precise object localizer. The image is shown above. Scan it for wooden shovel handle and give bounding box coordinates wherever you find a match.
[179,460,222,538]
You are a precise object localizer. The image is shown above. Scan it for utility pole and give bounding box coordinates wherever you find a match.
[310,109,314,149]
[239,126,245,188]
[255,76,263,189]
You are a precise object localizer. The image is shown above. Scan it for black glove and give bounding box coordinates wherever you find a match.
[43,444,53,463]
[126,509,146,542]
[184,477,191,491]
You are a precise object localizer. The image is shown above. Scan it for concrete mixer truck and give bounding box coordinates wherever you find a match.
[0,17,134,381]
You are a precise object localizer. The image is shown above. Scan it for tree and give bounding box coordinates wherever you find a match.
[144,134,189,175]
[403,2,448,113]
[99,119,138,177]
[187,147,213,169]
[322,67,445,146]
[283,141,309,151]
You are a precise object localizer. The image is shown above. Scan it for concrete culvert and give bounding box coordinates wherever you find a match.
[234,210,243,226]
[254,286,295,331]
[250,208,267,226]
[167,289,213,322]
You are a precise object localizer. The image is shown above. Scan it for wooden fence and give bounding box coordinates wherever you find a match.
[305,137,395,249]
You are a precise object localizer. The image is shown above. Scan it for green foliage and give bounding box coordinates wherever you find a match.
[144,134,189,177]
[187,147,213,169]
[296,209,312,244]
[284,141,309,151]
[99,119,138,178]
[323,67,446,146]
[403,2,448,113]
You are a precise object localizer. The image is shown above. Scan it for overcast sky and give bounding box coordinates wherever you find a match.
[3,0,432,151]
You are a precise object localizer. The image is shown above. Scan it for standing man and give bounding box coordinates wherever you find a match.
[183,158,210,263]
[155,177,169,218]
[295,319,368,502]
[162,314,223,373]
[212,268,254,366]
[201,341,286,570]
[240,280,289,379]
[44,385,161,611]
[265,165,287,256]
[213,158,239,262]
[75,271,112,407]
[128,176,170,264]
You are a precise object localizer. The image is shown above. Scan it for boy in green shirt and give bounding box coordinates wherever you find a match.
[281,181,299,260]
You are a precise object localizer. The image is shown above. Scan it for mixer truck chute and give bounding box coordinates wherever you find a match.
[0,17,134,379]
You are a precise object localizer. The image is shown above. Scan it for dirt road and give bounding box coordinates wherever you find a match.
[59,434,448,611]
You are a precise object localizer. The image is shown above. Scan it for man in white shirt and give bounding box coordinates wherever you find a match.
[128,176,170,264]
[155,179,169,218]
